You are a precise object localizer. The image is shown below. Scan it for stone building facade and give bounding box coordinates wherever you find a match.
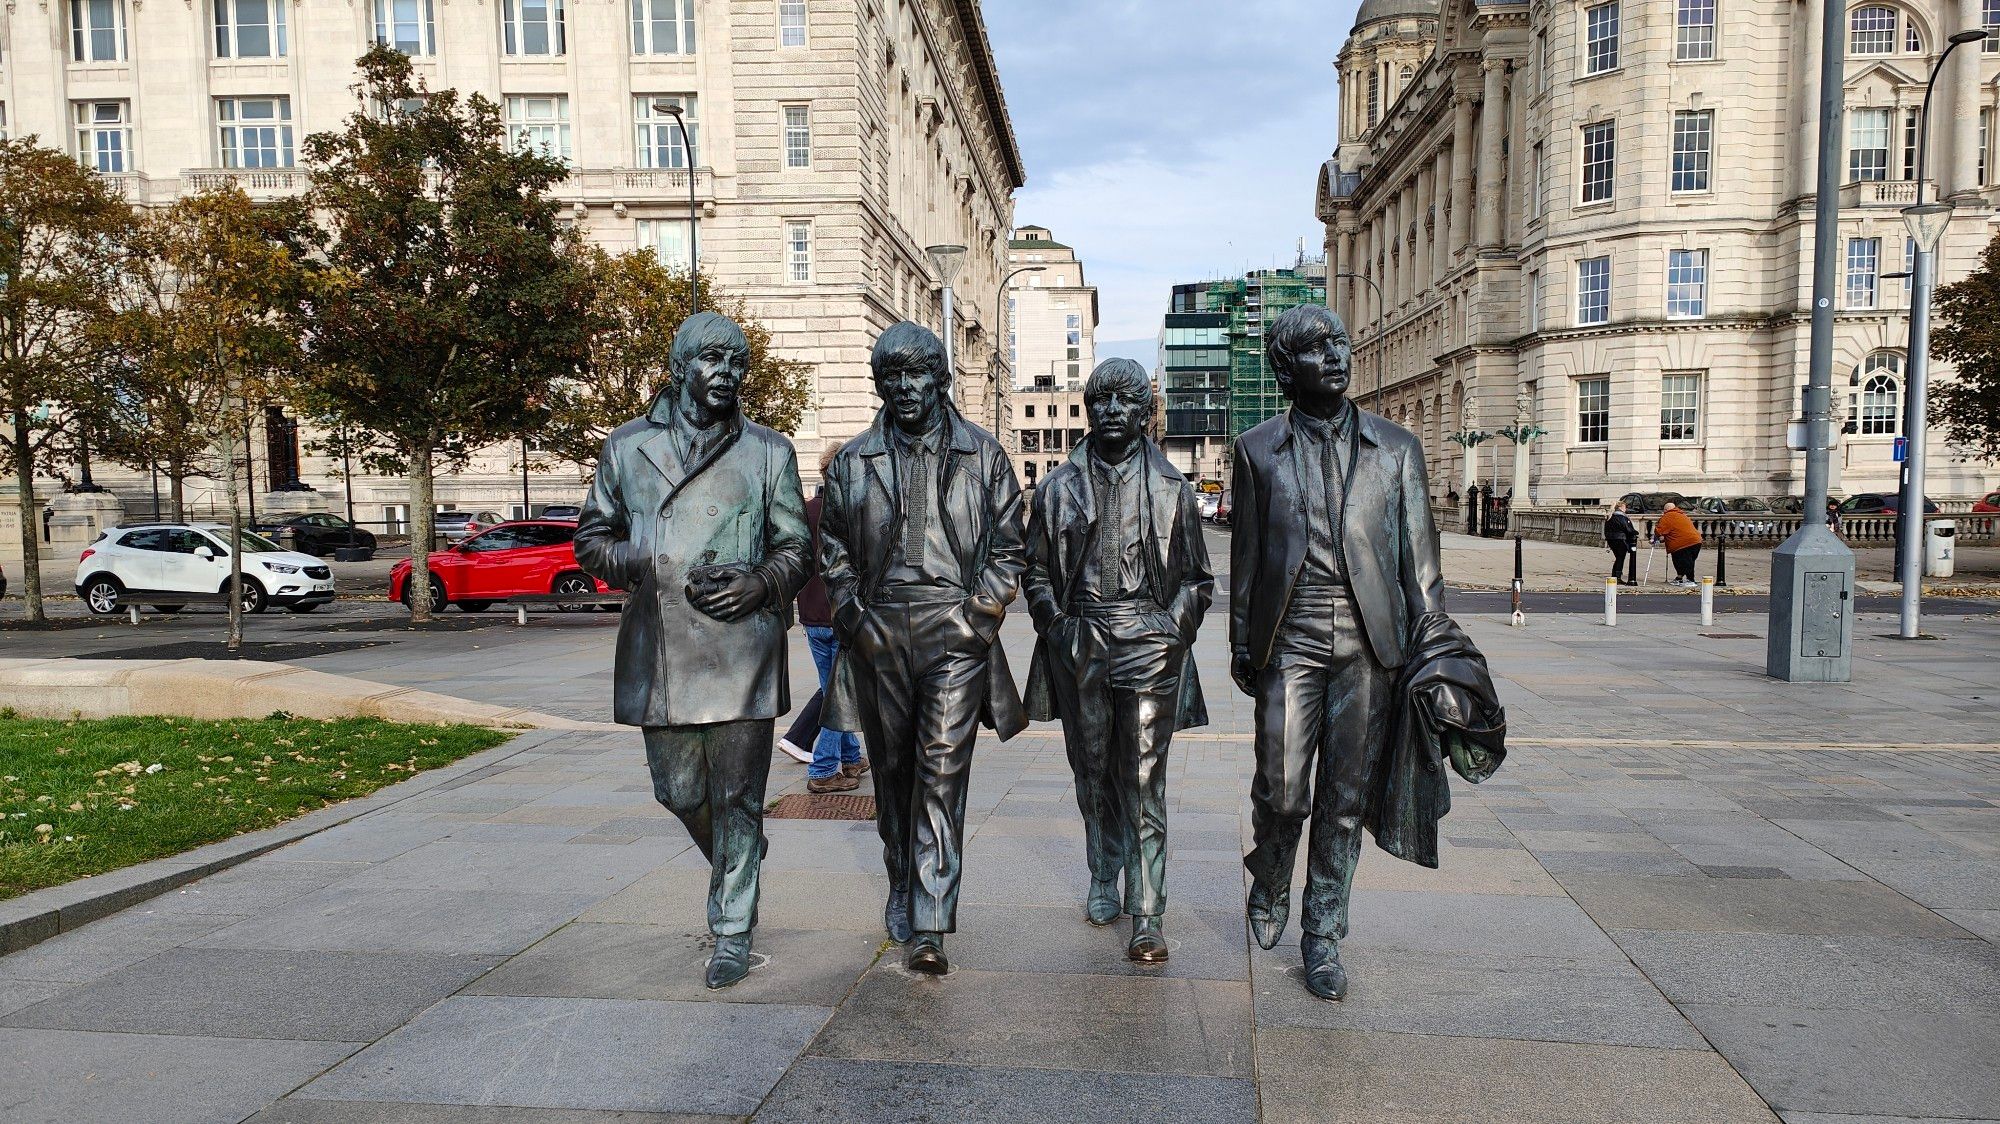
[0,0,1020,532]
[1318,0,1999,505]
[1002,224,1096,485]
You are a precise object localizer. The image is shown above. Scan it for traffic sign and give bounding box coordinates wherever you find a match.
[1893,436,1908,463]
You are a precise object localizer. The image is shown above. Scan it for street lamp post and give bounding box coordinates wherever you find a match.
[992,264,1046,436]
[652,100,701,310]
[1895,27,1984,640]
[926,244,968,383]
[1333,271,1387,409]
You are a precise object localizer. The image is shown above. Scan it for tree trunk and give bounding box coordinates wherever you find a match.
[222,412,245,651]
[11,411,43,624]
[168,463,186,524]
[408,443,436,622]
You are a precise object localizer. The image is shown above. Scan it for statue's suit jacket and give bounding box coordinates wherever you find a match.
[575,393,810,728]
[1229,406,1445,671]
[1021,438,1213,730]
[818,407,1027,740]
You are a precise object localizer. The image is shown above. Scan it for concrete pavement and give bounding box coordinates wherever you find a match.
[1,530,1997,1122]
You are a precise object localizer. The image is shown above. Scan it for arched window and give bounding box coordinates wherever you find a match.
[1853,352,1902,435]
[1849,5,1898,53]
[1399,65,1414,86]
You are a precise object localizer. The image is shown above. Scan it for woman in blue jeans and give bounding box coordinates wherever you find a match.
[779,443,867,792]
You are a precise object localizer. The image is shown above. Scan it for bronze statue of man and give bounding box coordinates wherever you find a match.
[1023,358,1213,963]
[1230,303,1445,1001]
[575,311,810,991]
[820,321,1027,975]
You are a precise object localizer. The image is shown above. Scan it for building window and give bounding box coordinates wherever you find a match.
[214,0,286,58]
[637,218,692,272]
[1666,249,1707,318]
[74,100,131,173]
[1527,271,1541,330]
[502,0,565,56]
[1675,0,1717,60]
[1024,405,1035,419]
[1846,237,1881,309]
[70,0,127,62]
[505,95,571,163]
[1671,110,1712,192]
[1986,0,2000,51]
[635,96,698,168]
[631,0,695,54]
[786,220,812,282]
[1855,353,1901,434]
[1848,107,1891,182]
[1660,374,1702,442]
[0,104,10,142]
[1982,108,1995,185]
[217,96,293,168]
[783,104,811,168]
[1903,107,1921,180]
[1577,256,1611,325]
[1531,141,1545,220]
[1584,1,1621,73]
[1366,70,1380,128]
[1849,6,1896,54]
[1580,120,1616,204]
[779,0,807,46]
[374,0,435,55]
[1576,376,1611,444]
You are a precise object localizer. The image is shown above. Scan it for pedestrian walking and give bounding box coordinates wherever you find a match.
[1605,501,1639,584]
[1825,499,1844,539]
[778,440,870,793]
[1652,502,1704,585]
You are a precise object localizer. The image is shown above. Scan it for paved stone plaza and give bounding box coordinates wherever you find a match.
[1,531,1997,1122]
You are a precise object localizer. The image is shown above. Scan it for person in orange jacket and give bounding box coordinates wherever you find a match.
[1651,503,1704,586]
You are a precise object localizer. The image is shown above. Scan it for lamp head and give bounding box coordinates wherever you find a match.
[926,243,969,286]
[1950,28,1987,44]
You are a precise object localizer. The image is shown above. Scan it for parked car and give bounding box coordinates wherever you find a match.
[433,510,506,544]
[389,519,616,613]
[1618,491,1689,514]
[1198,493,1221,522]
[1767,495,1806,514]
[1838,492,1940,516]
[537,504,583,521]
[1970,490,2000,513]
[256,512,378,557]
[1213,490,1234,527]
[1701,496,1779,537]
[75,523,336,616]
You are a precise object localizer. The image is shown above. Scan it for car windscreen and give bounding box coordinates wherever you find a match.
[210,529,284,553]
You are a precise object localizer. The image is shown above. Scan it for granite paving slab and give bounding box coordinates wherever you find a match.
[299,995,829,1116]
[0,1027,361,1124]
[0,908,246,984]
[190,885,604,955]
[243,1102,728,1123]
[1,946,499,1040]
[1611,930,2000,1009]
[931,903,1249,981]
[1343,889,1631,962]
[1553,874,1973,937]
[753,1057,1258,1124]
[464,922,882,1006]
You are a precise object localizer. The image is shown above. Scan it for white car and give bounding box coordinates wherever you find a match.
[75,523,338,616]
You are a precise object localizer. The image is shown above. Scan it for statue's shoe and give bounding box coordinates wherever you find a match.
[705,933,753,991]
[906,932,949,975]
[1128,916,1169,963]
[1086,878,1122,926]
[884,887,913,944]
[1247,882,1290,951]
[1301,934,1348,1001]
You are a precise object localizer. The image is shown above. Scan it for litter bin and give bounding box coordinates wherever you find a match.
[1925,520,1956,579]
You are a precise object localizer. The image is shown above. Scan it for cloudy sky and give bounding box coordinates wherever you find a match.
[984,0,1353,365]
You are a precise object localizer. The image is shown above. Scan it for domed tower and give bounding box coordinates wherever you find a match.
[1336,0,1439,167]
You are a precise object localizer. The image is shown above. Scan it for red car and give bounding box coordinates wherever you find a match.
[1972,490,2000,513]
[389,520,615,612]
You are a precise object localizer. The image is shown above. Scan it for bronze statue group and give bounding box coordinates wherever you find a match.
[575,304,1506,1001]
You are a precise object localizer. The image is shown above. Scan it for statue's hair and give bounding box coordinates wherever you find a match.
[1083,357,1154,408]
[870,321,950,387]
[668,311,750,375]
[1266,304,1349,397]
[818,439,844,473]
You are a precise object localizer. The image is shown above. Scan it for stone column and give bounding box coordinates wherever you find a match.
[1792,0,1821,200]
[1384,194,1401,314]
[1338,229,1357,323]
[1512,384,1535,502]
[1433,150,1454,278]
[1476,61,1507,249]
[1450,93,1476,254]
[1413,167,1432,301]
[1950,0,1982,196]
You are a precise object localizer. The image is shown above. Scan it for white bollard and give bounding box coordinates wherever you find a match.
[1700,577,1714,626]
[1604,577,1618,627]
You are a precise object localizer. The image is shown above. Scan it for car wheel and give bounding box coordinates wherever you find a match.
[82,576,123,616]
[552,571,593,611]
[227,579,268,615]
[401,575,449,615]
[287,603,321,614]
[456,600,493,613]
[150,605,186,614]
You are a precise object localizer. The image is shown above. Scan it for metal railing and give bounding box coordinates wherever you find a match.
[1503,506,1996,547]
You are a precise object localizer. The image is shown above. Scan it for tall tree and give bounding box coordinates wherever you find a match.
[0,139,131,623]
[290,47,590,620]
[1931,230,2000,462]
[96,186,303,648]
[537,246,814,479]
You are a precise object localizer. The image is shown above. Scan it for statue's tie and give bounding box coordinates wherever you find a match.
[903,447,928,566]
[1097,464,1123,597]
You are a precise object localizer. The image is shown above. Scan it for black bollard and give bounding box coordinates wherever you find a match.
[1512,535,1524,621]
[1716,534,1729,588]
[1625,541,1639,585]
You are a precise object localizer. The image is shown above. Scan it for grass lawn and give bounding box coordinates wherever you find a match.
[0,714,512,901]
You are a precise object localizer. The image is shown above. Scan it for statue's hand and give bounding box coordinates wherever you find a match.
[1230,650,1258,697]
[692,572,767,622]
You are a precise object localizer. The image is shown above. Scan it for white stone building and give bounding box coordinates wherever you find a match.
[1001,223,1097,485]
[0,0,1021,535]
[1318,0,2000,505]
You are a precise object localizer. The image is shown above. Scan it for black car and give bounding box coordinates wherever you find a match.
[537,504,583,521]
[259,512,378,556]
[1838,492,1940,516]
[1617,491,1689,514]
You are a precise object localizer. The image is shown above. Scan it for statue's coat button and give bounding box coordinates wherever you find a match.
[707,505,719,516]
